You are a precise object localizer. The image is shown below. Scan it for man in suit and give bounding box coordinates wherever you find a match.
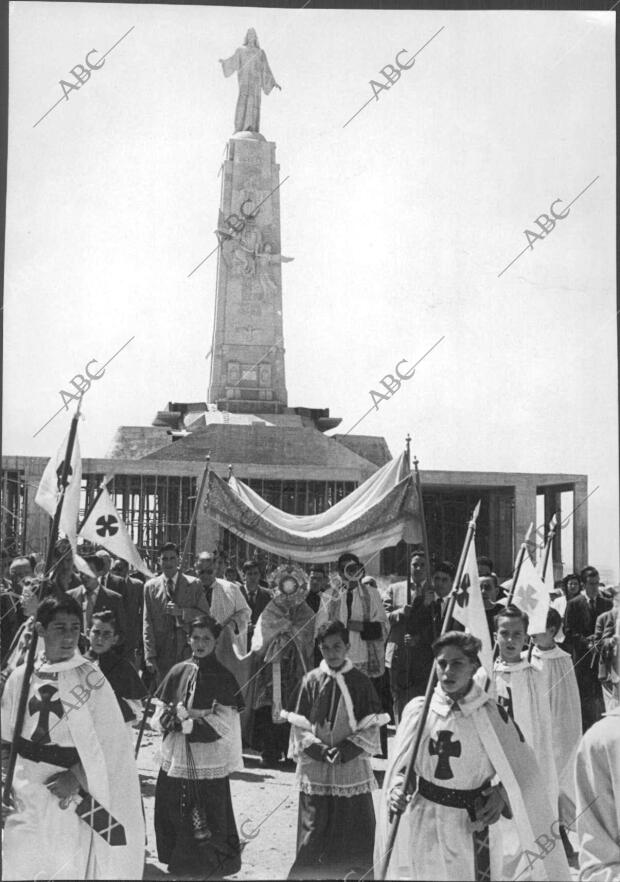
[95,549,124,593]
[480,572,505,641]
[239,560,272,651]
[67,555,127,651]
[49,539,83,594]
[564,566,613,730]
[594,588,619,712]
[111,557,144,668]
[382,550,433,723]
[143,542,209,683]
[194,551,251,655]
[305,564,328,667]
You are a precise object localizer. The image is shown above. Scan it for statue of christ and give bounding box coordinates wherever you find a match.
[219,29,281,134]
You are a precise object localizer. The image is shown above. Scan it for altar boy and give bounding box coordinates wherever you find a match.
[491,605,559,878]
[1,595,144,879]
[375,631,570,881]
[530,607,582,844]
[282,619,389,880]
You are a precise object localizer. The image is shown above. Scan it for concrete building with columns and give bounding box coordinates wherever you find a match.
[1,67,588,579]
[1,443,588,580]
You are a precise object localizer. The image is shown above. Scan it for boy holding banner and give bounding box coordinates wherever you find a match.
[375,630,570,881]
[1,595,144,879]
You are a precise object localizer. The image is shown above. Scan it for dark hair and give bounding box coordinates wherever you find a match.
[480,573,499,588]
[562,573,581,591]
[224,565,243,583]
[36,594,82,628]
[188,615,221,639]
[545,607,562,634]
[242,559,260,573]
[90,609,120,634]
[337,552,361,571]
[494,604,529,632]
[316,619,349,645]
[432,630,482,663]
[159,542,179,556]
[84,555,105,576]
[433,561,455,580]
[477,556,494,571]
[580,566,599,581]
[410,550,426,561]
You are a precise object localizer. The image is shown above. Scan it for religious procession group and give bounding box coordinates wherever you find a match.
[0,537,618,881]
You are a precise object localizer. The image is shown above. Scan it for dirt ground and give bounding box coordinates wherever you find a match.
[137,725,579,882]
[139,725,301,881]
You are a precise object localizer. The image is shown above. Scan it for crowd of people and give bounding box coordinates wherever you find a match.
[0,540,618,880]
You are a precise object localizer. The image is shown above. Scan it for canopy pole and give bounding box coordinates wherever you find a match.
[180,454,211,573]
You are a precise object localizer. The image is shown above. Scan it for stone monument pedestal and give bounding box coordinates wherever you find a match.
[208,133,290,415]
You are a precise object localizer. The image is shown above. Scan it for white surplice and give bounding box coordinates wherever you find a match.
[574,707,620,882]
[531,644,582,823]
[2,653,144,880]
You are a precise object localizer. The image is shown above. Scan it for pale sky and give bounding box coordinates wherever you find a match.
[3,4,618,579]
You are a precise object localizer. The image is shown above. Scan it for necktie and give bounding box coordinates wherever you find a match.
[346,586,354,623]
[205,586,213,607]
[85,592,95,630]
[589,597,597,629]
[166,578,174,601]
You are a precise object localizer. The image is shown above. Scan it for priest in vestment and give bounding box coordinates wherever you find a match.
[219,28,281,133]
[245,566,315,766]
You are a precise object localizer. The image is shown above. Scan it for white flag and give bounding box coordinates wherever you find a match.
[35,428,82,548]
[512,553,552,636]
[452,538,494,675]
[79,488,153,576]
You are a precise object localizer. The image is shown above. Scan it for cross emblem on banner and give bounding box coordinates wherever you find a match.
[29,684,64,744]
[56,461,73,492]
[514,583,537,611]
[96,515,119,537]
[428,729,461,780]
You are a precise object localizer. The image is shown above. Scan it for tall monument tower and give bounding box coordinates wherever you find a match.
[208,29,291,414]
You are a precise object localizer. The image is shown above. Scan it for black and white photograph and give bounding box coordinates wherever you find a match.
[1,2,618,880]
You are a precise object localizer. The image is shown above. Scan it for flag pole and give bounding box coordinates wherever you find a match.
[77,477,111,533]
[376,500,481,881]
[412,451,432,605]
[3,407,81,805]
[526,514,557,663]
[134,682,157,758]
[405,434,412,605]
[540,513,557,585]
[505,522,534,607]
[180,454,211,573]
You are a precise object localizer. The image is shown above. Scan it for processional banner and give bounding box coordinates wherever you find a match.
[205,451,422,563]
